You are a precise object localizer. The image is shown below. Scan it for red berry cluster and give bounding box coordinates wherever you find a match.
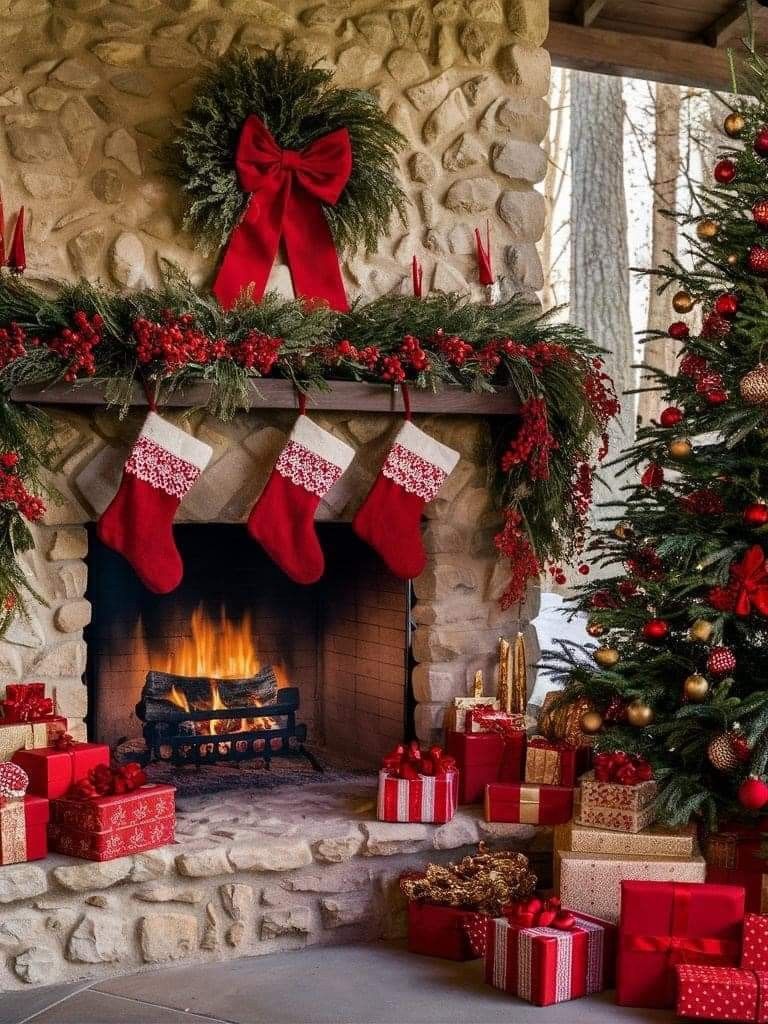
[500,397,557,480]
[48,311,104,382]
[133,312,225,374]
[380,355,406,383]
[678,352,727,405]
[584,358,620,435]
[701,313,732,338]
[433,330,473,367]
[230,330,283,375]
[358,346,380,370]
[547,564,568,586]
[0,323,38,371]
[494,507,540,610]
[399,334,430,372]
[0,453,45,522]
[625,546,664,582]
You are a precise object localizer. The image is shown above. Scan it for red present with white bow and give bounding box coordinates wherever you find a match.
[485,900,616,1006]
[377,742,458,823]
[676,965,768,1022]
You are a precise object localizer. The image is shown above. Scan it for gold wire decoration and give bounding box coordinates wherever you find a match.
[472,670,484,699]
[511,631,527,715]
[497,637,510,711]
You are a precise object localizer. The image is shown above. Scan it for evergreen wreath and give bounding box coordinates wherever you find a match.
[168,49,408,255]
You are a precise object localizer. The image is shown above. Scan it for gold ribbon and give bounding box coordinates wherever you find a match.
[518,785,541,824]
[0,799,27,864]
[526,746,561,785]
[511,632,527,715]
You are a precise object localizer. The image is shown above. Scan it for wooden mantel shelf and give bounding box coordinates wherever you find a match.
[11,379,520,416]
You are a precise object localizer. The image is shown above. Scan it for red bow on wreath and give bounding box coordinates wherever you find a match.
[69,762,147,800]
[506,896,576,930]
[593,751,653,785]
[381,741,456,780]
[213,114,352,312]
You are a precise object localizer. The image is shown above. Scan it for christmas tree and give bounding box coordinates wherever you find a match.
[553,48,768,829]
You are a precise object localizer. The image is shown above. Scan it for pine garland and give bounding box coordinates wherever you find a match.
[167,49,408,255]
[0,271,612,631]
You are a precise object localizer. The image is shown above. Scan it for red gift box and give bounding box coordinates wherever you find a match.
[446,731,524,804]
[485,910,616,1005]
[485,782,573,825]
[49,783,175,861]
[12,742,110,800]
[2,682,54,723]
[617,880,745,1008]
[676,965,768,1022]
[377,769,458,823]
[742,913,768,971]
[0,795,48,864]
[706,825,768,913]
[407,901,487,961]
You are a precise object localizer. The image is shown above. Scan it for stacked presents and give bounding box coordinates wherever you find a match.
[0,681,175,866]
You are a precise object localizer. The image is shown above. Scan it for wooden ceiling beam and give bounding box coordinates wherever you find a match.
[573,0,609,28]
[546,19,743,91]
[705,1,749,47]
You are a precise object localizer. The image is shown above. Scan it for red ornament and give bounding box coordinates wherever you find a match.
[748,246,768,273]
[577,564,590,576]
[0,761,28,799]
[713,292,740,317]
[714,158,737,184]
[706,389,729,406]
[738,776,768,811]
[660,407,683,428]
[731,733,752,763]
[707,646,736,677]
[744,503,768,527]
[642,618,669,642]
[668,321,690,340]
[755,127,768,157]
[754,200,768,229]
[641,462,664,489]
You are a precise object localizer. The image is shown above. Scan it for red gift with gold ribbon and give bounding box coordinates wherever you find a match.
[484,782,574,825]
[617,880,745,1008]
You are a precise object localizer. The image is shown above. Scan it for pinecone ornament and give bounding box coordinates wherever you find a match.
[707,646,736,677]
[740,364,768,405]
[708,732,740,771]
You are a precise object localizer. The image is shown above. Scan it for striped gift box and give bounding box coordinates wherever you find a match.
[376,769,458,823]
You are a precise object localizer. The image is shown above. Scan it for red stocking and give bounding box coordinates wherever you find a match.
[353,420,459,580]
[97,412,212,594]
[247,415,354,584]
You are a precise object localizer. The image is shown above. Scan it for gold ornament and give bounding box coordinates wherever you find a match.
[689,619,714,643]
[497,637,510,712]
[580,710,604,734]
[593,647,620,668]
[586,621,606,638]
[627,700,654,727]
[724,112,746,138]
[726,253,739,267]
[684,673,710,702]
[697,219,719,240]
[672,290,695,314]
[511,632,527,715]
[708,732,739,771]
[740,364,768,406]
[668,438,693,460]
[472,670,484,699]
[613,523,633,541]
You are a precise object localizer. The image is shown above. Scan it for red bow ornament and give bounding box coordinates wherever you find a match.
[69,761,147,800]
[381,741,456,780]
[506,896,576,931]
[594,751,653,784]
[729,545,768,617]
[213,115,352,312]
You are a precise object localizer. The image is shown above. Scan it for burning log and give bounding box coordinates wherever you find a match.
[140,667,279,723]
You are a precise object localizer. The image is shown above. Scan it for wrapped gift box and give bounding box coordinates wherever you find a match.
[677,964,768,1023]
[2,683,54,722]
[445,731,524,804]
[485,910,616,1006]
[49,783,175,861]
[742,913,768,971]
[580,769,657,811]
[558,850,706,925]
[485,783,573,825]
[705,826,768,913]
[0,794,48,864]
[466,709,525,734]
[377,769,458,824]
[616,880,744,1008]
[0,717,67,763]
[407,901,487,961]
[525,738,578,787]
[553,822,698,888]
[12,742,110,800]
[577,801,655,833]
[447,699,499,733]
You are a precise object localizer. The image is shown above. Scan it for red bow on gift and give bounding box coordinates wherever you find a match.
[2,682,54,723]
[381,741,456,780]
[213,114,352,312]
[506,896,576,930]
[468,707,523,739]
[69,762,147,800]
[52,733,76,751]
[730,545,768,618]
[594,751,653,785]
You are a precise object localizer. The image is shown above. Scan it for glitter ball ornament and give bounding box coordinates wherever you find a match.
[744,503,768,527]
[708,732,740,771]
[672,290,695,314]
[626,701,654,727]
[740,364,768,405]
[660,407,684,428]
[642,618,670,642]
[755,127,768,157]
[714,158,737,183]
[714,292,740,317]
[593,647,620,669]
[684,673,709,702]
[724,112,745,137]
[707,646,736,677]
[580,710,603,734]
[669,438,693,460]
[0,762,28,800]
[739,776,768,811]
[668,321,690,340]
[697,219,719,239]
[586,621,606,638]
[748,246,768,273]
[754,200,768,229]
[689,619,714,643]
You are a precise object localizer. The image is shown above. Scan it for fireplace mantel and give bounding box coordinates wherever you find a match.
[11,380,520,415]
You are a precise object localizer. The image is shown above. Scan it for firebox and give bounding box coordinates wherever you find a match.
[84,523,411,768]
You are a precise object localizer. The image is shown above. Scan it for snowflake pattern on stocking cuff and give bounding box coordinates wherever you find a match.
[125,435,202,500]
[275,440,344,496]
[382,443,448,501]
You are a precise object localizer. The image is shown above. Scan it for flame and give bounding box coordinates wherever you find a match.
[167,684,190,713]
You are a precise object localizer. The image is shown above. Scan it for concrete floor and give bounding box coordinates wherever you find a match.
[2,941,673,1024]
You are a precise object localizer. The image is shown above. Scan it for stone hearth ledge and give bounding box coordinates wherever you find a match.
[0,781,536,990]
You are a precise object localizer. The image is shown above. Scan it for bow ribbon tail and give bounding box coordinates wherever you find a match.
[213,184,284,310]
[282,184,349,312]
